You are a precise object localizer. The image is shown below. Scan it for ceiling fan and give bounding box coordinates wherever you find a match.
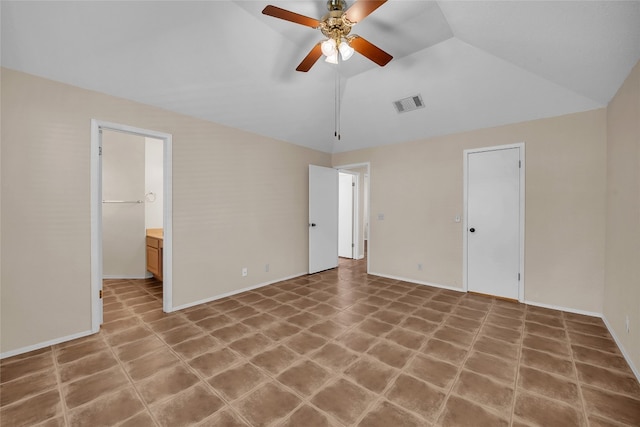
[262,0,393,72]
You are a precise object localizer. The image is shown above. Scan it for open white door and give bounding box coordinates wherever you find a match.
[466,145,523,300]
[309,165,338,274]
[338,172,355,258]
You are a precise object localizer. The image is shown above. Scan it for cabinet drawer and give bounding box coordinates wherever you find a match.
[146,237,160,248]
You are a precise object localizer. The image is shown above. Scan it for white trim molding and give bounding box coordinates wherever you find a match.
[90,119,174,336]
[601,315,640,382]
[0,330,94,360]
[368,272,466,293]
[171,273,307,312]
[523,299,601,318]
[526,299,639,382]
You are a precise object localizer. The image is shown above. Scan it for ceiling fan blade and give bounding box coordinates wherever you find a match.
[349,35,392,66]
[262,5,321,28]
[344,0,387,23]
[296,42,323,72]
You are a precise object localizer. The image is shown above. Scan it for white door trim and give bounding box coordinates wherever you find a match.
[463,142,525,302]
[90,119,173,334]
[334,162,371,271]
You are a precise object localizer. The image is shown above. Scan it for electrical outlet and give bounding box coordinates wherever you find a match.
[265,264,270,273]
[242,267,248,277]
[626,315,630,333]
[418,263,423,271]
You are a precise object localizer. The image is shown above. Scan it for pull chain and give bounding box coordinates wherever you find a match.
[335,53,341,141]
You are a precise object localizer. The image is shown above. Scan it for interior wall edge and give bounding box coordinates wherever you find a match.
[0,329,93,360]
[367,272,466,293]
[170,271,308,312]
[602,314,640,383]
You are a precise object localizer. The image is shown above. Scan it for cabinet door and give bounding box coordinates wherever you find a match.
[146,245,161,277]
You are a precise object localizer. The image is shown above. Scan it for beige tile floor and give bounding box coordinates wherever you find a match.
[1,257,639,426]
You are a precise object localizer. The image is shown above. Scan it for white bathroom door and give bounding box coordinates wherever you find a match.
[338,173,355,258]
[309,165,339,274]
[466,146,522,300]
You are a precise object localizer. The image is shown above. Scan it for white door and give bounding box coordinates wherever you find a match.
[309,165,338,274]
[466,147,521,300]
[338,173,354,258]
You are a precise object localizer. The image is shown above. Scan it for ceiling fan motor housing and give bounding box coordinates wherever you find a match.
[320,10,353,40]
[327,0,346,12]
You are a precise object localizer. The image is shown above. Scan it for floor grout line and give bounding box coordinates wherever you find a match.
[104,282,163,427]
[509,303,526,427]
[565,310,593,427]
[50,343,71,426]
[5,260,639,427]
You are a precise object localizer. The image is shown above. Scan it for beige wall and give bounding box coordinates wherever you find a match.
[333,109,607,314]
[0,68,330,354]
[604,61,640,373]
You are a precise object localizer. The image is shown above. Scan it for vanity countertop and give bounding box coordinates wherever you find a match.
[146,228,163,240]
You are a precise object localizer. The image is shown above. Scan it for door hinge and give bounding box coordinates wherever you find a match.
[99,290,103,299]
[352,182,355,187]
[518,160,521,168]
[352,243,355,248]
[518,273,521,281]
[99,146,102,156]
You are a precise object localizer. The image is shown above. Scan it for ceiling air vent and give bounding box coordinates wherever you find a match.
[393,94,425,114]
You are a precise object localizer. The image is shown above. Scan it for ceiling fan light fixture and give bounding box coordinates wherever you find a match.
[325,52,339,64]
[321,39,337,57]
[338,40,354,61]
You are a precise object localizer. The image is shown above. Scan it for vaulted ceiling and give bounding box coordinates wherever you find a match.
[2,1,639,153]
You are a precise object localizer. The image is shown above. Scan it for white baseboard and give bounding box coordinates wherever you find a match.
[2,272,308,359]
[601,315,640,382]
[368,272,466,293]
[171,272,308,312]
[523,299,602,317]
[102,274,151,279]
[0,329,94,360]
[523,300,639,382]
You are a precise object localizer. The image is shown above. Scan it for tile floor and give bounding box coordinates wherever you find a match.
[1,258,639,426]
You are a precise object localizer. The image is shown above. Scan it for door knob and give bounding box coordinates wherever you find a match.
[469,228,475,233]
[309,223,317,227]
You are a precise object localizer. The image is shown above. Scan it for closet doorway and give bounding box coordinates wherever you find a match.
[90,120,173,333]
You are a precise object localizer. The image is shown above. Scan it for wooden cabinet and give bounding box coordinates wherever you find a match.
[146,233,163,281]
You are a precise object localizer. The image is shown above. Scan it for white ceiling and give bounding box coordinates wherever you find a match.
[2,1,639,154]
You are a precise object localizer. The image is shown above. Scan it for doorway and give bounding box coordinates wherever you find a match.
[101,131,156,279]
[338,171,358,259]
[308,163,371,275]
[463,143,525,301]
[335,162,370,269]
[90,120,173,333]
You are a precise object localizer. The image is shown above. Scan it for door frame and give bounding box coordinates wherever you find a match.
[338,170,359,259]
[462,143,525,302]
[90,119,173,333]
[334,162,371,272]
